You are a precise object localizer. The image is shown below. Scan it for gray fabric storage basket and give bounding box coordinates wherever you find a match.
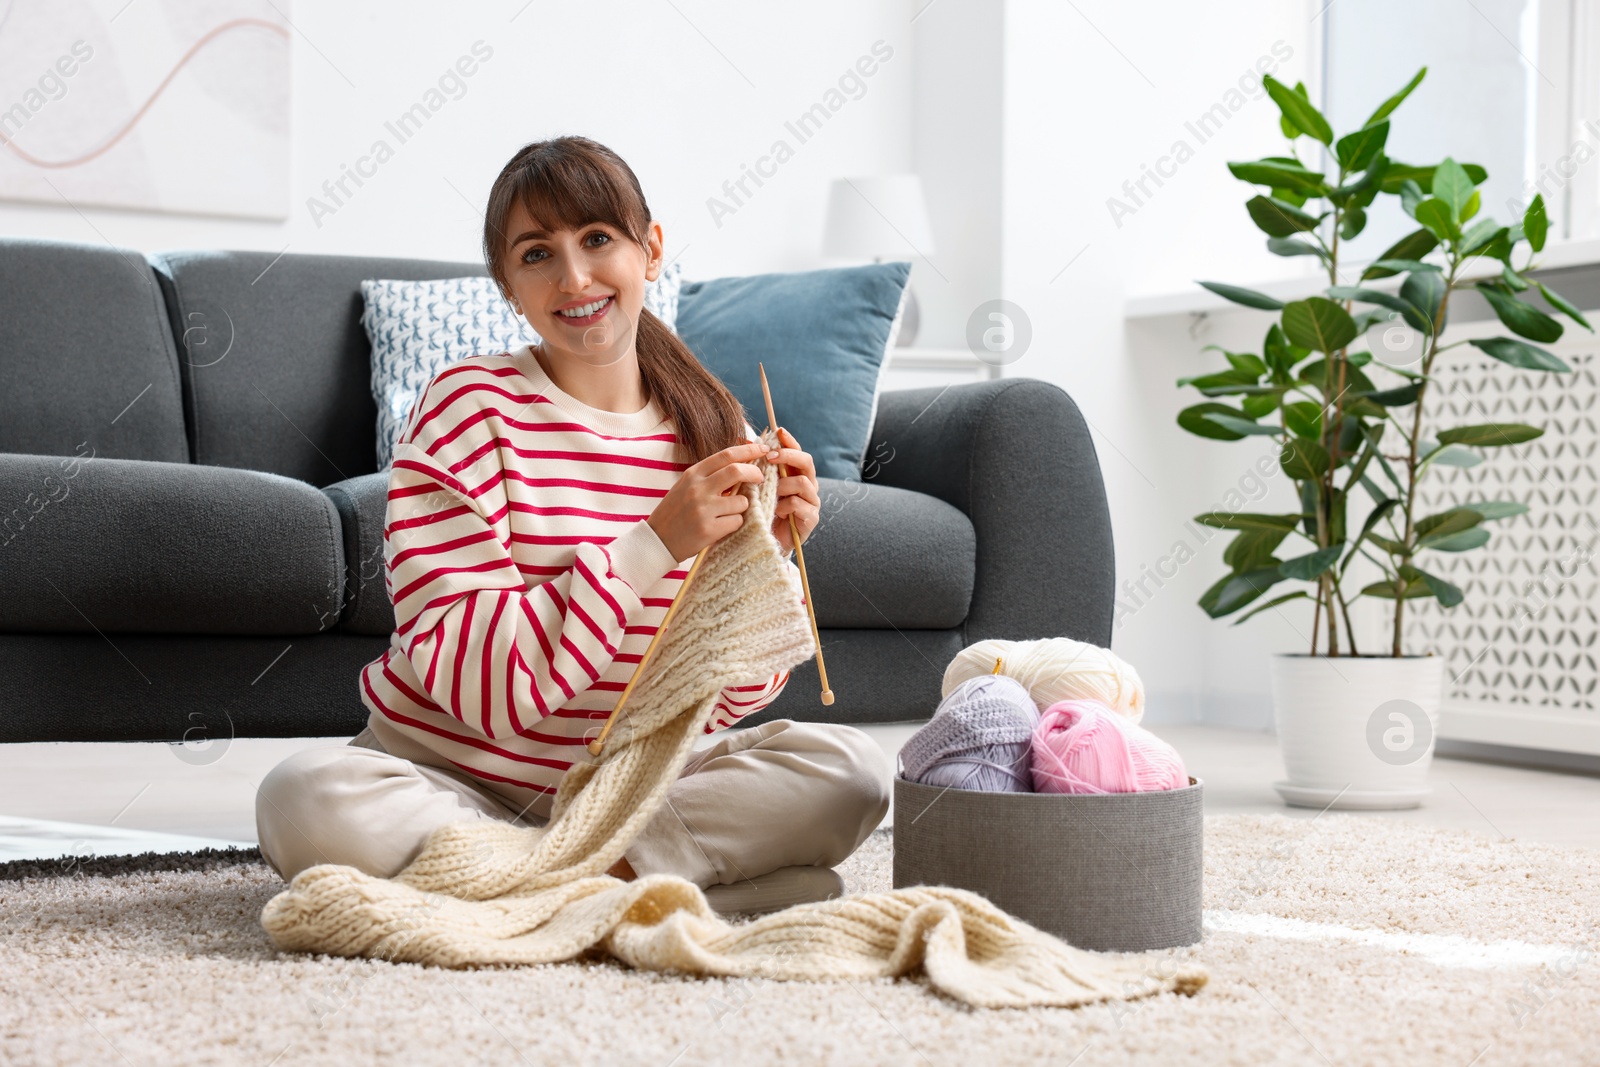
[892,773,1203,952]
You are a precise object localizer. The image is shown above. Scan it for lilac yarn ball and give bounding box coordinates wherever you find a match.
[899,674,1041,792]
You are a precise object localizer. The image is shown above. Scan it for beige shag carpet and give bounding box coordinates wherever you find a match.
[3,812,1597,1066]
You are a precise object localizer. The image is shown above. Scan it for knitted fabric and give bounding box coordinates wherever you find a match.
[259,434,1208,1009]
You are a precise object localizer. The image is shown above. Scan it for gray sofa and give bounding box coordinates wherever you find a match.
[0,235,1116,744]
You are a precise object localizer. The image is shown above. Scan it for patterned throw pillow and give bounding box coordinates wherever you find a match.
[364,262,683,469]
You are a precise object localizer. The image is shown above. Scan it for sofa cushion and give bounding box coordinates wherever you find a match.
[363,262,684,471]
[329,474,974,635]
[147,249,491,488]
[0,453,344,634]
[0,237,188,464]
[675,261,911,481]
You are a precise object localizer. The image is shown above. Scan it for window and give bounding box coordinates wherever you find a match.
[1320,0,1576,250]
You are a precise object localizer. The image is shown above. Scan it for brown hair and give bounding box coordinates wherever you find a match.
[482,135,749,466]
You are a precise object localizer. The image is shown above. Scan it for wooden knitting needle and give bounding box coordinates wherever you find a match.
[759,362,833,705]
[586,543,710,756]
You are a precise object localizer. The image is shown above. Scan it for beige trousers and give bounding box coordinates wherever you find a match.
[255,717,892,888]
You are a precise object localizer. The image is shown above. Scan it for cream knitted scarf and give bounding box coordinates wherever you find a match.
[260,436,1208,1009]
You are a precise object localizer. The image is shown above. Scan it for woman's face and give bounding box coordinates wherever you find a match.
[502,198,663,369]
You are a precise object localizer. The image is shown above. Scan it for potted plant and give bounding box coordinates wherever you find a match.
[1177,67,1586,809]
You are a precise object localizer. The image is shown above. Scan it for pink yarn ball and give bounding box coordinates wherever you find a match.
[1030,698,1189,794]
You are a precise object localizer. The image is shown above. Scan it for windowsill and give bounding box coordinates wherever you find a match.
[1124,236,1600,320]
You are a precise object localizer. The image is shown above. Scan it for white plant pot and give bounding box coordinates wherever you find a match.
[1268,652,1445,810]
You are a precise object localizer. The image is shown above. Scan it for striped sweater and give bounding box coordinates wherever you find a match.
[359,343,796,819]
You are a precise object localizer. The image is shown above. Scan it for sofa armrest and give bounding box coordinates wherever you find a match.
[322,471,396,635]
[863,378,1115,646]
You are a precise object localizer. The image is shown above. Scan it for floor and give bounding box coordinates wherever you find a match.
[2,722,1597,863]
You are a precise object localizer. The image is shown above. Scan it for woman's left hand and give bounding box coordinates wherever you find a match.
[764,426,819,554]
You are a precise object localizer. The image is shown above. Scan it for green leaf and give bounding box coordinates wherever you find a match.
[1469,336,1572,372]
[1414,198,1458,241]
[1280,437,1330,480]
[1224,527,1290,572]
[1478,232,1516,263]
[1401,271,1446,333]
[1335,120,1389,171]
[1501,264,1530,291]
[1199,280,1285,311]
[1246,196,1324,237]
[1349,308,1393,333]
[1462,188,1481,222]
[1415,507,1483,544]
[1262,323,1300,377]
[1369,258,1442,275]
[1230,589,1311,626]
[1326,286,1432,333]
[1267,237,1326,258]
[1362,576,1432,600]
[1178,402,1251,440]
[1278,543,1344,580]
[1282,400,1322,439]
[1424,444,1483,469]
[1332,154,1390,206]
[1423,527,1492,552]
[1282,297,1358,353]
[1365,67,1426,126]
[1432,158,1474,220]
[1460,220,1507,256]
[1192,511,1305,531]
[1264,75,1333,144]
[1203,412,1282,436]
[1340,203,1368,239]
[1400,179,1425,217]
[1200,566,1289,618]
[1458,500,1528,520]
[1218,348,1268,376]
[1241,392,1281,418]
[1359,382,1422,406]
[1176,365,1258,392]
[1298,357,1376,398]
[1478,286,1564,343]
[1524,194,1548,252]
[1381,161,1488,195]
[1228,160,1329,195]
[1369,534,1410,557]
[1537,282,1593,331]
[1436,423,1544,447]
[1340,497,1398,574]
[1361,229,1440,280]
[1404,564,1465,607]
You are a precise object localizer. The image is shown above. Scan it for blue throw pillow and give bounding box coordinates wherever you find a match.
[674,261,911,482]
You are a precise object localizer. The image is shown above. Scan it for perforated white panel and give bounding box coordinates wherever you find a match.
[1394,348,1600,712]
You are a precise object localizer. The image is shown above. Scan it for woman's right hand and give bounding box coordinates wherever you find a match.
[647,441,768,561]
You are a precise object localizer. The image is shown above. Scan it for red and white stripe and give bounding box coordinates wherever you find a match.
[359,352,796,817]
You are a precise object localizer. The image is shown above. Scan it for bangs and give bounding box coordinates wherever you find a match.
[508,158,641,249]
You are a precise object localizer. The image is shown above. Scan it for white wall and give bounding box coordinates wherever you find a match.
[992,0,1318,726]
[0,0,916,282]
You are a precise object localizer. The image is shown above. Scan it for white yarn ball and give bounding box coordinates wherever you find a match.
[943,637,1146,724]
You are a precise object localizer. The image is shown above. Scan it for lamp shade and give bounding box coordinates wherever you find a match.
[821,174,936,260]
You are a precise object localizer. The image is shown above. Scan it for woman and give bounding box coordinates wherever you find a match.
[255,135,891,916]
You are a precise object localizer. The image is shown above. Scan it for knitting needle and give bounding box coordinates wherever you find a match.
[759,362,833,706]
[586,543,710,757]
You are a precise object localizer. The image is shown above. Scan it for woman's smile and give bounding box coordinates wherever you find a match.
[553,294,614,326]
